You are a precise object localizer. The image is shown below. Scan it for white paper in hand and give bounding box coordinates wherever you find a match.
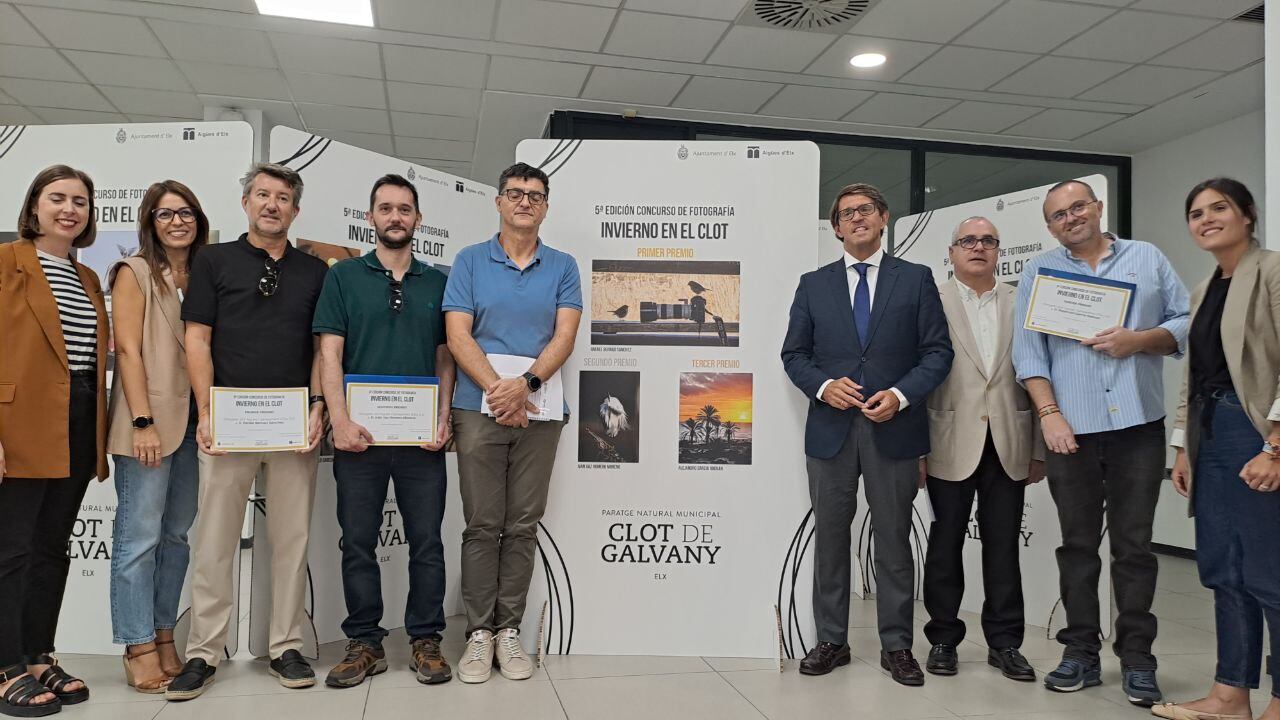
[480,353,564,421]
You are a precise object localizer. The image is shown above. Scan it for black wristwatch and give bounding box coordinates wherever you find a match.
[132,415,154,429]
[309,394,326,406]
[522,372,542,392]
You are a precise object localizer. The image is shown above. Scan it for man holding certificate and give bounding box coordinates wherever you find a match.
[313,174,456,688]
[443,163,581,684]
[1012,180,1189,707]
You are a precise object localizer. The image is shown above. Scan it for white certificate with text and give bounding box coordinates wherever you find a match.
[345,375,439,445]
[1024,269,1135,342]
[210,386,309,452]
[480,354,564,422]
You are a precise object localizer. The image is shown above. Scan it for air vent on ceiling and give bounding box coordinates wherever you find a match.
[742,0,876,34]
[1233,4,1263,23]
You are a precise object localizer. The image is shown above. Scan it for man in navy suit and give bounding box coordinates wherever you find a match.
[782,183,952,686]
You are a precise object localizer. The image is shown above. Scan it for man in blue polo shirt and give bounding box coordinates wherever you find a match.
[313,174,456,689]
[443,162,581,684]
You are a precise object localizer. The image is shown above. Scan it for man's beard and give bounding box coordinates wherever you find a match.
[377,226,412,250]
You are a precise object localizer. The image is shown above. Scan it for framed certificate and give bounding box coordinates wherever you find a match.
[210,386,309,452]
[344,375,440,445]
[1024,268,1136,342]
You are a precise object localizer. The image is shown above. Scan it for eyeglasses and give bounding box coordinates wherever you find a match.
[1048,199,1099,225]
[387,278,404,313]
[258,257,280,297]
[953,235,1000,250]
[153,207,196,223]
[501,188,548,206]
[836,203,879,222]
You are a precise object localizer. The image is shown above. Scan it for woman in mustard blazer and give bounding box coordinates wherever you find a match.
[1156,178,1280,720]
[0,165,108,717]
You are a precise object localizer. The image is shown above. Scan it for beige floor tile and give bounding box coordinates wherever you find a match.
[51,700,166,720]
[47,655,168,706]
[153,683,368,720]
[702,656,780,672]
[555,672,763,720]
[365,678,567,719]
[720,662,952,719]
[542,653,713,680]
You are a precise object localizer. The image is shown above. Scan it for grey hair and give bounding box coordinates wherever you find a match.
[240,162,304,207]
[951,216,998,243]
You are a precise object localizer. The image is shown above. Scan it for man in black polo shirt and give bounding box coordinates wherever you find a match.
[313,174,455,688]
[168,163,329,701]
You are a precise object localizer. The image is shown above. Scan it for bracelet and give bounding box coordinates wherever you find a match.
[1038,405,1061,418]
[309,394,325,405]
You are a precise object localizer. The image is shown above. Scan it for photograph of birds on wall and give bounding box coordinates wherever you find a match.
[578,371,641,464]
[590,259,740,347]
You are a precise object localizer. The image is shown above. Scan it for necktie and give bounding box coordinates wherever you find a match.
[853,262,871,348]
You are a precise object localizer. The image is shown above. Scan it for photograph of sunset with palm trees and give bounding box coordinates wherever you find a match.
[677,372,752,465]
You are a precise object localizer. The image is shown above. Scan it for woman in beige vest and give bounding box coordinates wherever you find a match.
[106,181,208,694]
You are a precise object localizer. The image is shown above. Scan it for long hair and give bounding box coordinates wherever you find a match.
[133,180,210,295]
[17,164,98,249]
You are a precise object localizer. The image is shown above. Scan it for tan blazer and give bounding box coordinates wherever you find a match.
[106,256,191,457]
[1174,244,1280,510]
[0,239,109,480]
[926,279,1044,481]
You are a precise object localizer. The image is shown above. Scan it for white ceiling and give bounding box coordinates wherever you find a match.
[0,0,1264,184]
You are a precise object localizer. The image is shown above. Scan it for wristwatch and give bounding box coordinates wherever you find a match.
[132,415,154,429]
[309,394,326,406]
[522,371,542,393]
[1263,441,1280,459]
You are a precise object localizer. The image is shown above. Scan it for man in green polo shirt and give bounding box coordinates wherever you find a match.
[313,173,455,689]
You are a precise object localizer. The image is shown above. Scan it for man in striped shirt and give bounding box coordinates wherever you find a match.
[1012,179,1189,708]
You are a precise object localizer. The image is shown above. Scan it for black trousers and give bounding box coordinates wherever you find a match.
[923,434,1027,649]
[1046,418,1164,669]
[0,371,96,667]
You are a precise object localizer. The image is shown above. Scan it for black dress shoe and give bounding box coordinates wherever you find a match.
[988,647,1036,681]
[926,643,958,675]
[269,650,316,689]
[166,659,215,701]
[799,642,851,676]
[880,649,925,686]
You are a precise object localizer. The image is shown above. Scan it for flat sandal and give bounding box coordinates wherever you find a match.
[0,665,60,718]
[25,656,86,706]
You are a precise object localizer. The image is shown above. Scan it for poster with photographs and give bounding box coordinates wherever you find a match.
[578,371,640,463]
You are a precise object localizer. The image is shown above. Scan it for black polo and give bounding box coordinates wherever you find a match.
[182,233,329,388]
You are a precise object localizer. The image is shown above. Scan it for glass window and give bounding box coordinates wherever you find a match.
[924,152,1120,229]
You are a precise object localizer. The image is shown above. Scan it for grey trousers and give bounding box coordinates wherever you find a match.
[453,409,565,635]
[807,412,920,650]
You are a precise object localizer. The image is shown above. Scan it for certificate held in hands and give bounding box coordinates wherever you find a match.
[1024,268,1135,342]
[210,386,309,452]
[345,375,439,445]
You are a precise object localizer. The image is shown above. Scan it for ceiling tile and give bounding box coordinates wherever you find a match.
[127,113,198,123]
[1128,0,1260,18]
[804,35,941,82]
[1053,10,1215,63]
[286,72,386,109]
[955,0,1117,53]
[0,5,47,46]
[386,81,481,116]
[64,52,192,92]
[670,76,781,113]
[201,95,302,129]
[374,0,497,40]
[383,45,487,88]
[99,86,203,118]
[621,0,746,20]
[21,6,165,56]
[0,44,81,82]
[580,66,689,105]
[988,56,1130,98]
[157,0,255,9]
[1002,108,1125,139]
[898,46,1036,91]
[271,33,381,79]
[759,85,873,121]
[28,107,127,124]
[925,101,1042,133]
[150,20,276,67]
[0,77,112,111]
[705,26,835,72]
[495,0,616,52]
[298,103,391,133]
[1148,22,1263,71]
[1078,64,1220,105]
[317,130,395,156]
[487,56,589,96]
[0,88,13,104]
[0,105,43,124]
[843,93,959,126]
[845,0,1001,43]
[394,136,474,162]
[391,111,476,140]
[604,11,728,63]
[178,62,290,100]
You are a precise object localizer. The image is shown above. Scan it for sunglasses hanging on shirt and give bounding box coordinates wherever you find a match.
[258,256,280,297]
[387,275,404,313]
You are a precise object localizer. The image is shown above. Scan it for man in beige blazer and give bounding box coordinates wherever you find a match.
[922,216,1044,682]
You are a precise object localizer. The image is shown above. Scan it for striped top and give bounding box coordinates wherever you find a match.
[36,249,97,372]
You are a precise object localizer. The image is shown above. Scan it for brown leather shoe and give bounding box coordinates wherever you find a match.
[798,642,851,676]
[324,641,386,689]
[880,649,925,686]
[410,637,452,685]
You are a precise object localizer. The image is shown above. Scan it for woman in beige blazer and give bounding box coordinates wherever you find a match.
[105,181,208,694]
[1154,178,1280,720]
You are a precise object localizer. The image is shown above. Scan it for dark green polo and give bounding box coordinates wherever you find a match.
[312,250,446,376]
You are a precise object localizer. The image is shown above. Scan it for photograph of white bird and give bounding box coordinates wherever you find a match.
[599,394,630,437]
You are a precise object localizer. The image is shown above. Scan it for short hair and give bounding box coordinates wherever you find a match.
[1185,177,1258,241]
[240,162,303,207]
[18,164,98,249]
[828,183,888,229]
[369,173,419,212]
[132,180,210,296]
[1043,179,1097,220]
[951,216,998,243]
[498,162,549,195]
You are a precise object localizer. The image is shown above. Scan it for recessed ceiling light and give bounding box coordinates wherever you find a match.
[254,0,373,26]
[849,53,887,69]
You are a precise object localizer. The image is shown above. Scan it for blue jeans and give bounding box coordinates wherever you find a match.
[334,446,447,644]
[109,416,200,645]
[1193,391,1280,698]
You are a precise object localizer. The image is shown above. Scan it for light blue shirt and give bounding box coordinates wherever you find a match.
[443,234,582,412]
[1012,237,1190,435]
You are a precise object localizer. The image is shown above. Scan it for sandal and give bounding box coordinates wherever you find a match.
[122,645,169,694]
[0,665,60,718]
[154,631,182,678]
[25,656,86,706]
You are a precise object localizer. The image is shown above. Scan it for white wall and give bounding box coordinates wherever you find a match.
[1130,109,1265,551]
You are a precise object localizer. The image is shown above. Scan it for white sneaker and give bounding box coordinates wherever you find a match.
[458,629,494,684]
[493,628,534,680]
